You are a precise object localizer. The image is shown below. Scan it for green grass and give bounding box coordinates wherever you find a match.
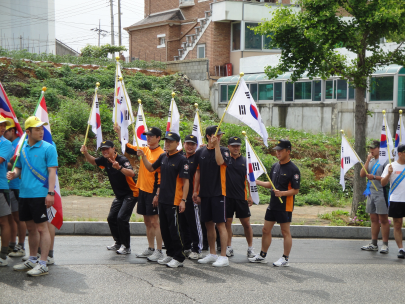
[318,210,350,226]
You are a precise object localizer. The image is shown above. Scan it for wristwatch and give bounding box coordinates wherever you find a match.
[118,166,123,171]
[48,192,55,196]
[181,199,186,202]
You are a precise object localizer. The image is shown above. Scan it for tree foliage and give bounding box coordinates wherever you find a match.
[81,44,127,58]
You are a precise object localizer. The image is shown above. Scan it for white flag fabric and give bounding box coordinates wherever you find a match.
[192,112,204,150]
[90,90,102,149]
[226,78,269,147]
[166,97,182,150]
[112,63,134,127]
[245,139,264,205]
[394,115,405,161]
[380,118,394,164]
[134,104,148,147]
[339,135,359,191]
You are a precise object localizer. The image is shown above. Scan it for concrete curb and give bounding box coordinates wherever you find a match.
[57,222,405,239]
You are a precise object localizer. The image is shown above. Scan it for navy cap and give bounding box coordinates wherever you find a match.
[273,139,291,150]
[398,144,405,153]
[228,136,242,146]
[143,127,162,137]
[205,125,224,136]
[163,132,181,142]
[184,134,198,144]
[100,140,114,149]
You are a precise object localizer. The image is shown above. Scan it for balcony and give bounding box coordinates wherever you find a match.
[179,0,195,8]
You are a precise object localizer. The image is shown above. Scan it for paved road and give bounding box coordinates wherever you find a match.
[1,236,404,303]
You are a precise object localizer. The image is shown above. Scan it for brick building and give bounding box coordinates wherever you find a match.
[124,0,298,76]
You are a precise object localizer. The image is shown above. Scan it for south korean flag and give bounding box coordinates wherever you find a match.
[339,134,359,191]
[246,139,265,205]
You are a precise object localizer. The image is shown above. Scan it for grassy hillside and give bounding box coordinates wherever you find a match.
[0,55,355,207]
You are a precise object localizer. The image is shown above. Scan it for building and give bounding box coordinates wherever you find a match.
[55,39,80,56]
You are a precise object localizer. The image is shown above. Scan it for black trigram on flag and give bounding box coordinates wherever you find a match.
[380,150,386,157]
[245,91,251,99]
[124,110,129,120]
[138,115,143,121]
[247,151,251,159]
[344,156,350,164]
[95,101,99,109]
[250,185,258,193]
[382,125,386,131]
[193,124,198,131]
[239,105,246,115]
[252,162,260,171]
[168,110,171,118]
[341,146,344,153]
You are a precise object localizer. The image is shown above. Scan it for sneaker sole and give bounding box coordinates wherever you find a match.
[27,271,49,277]
[380,251,389,254]
[0,263,8,267]
[249,260,267,264]
[136,255,152,258]
[213,263,229,267]
[361,248,378,251]
[166,264,184,268]
[273,263,289,267]
[226,253,234,257]
[198,260,216,264]
[9,253,25,257]
[398,255,405,259]
[147,258,160,262]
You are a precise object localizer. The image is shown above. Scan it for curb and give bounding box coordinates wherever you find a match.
[57,222,405,239]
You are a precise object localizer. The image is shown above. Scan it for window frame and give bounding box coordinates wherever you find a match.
[197,44,206,59]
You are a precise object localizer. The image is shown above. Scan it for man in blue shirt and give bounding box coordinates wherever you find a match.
[7,116,58,277]
[0,115,13,267]
[4,118,27,258]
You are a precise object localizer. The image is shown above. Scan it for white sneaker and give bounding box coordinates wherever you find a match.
[198,254,218,264]
[136,248,154,258]
[248,254,268,263]
[183,249,192,257]
[116,245,131,255]
[188,252,203,260]
[380,245,389,254]
[13,260,37,272]
[27,263,49,277]
[22,253,40,261]
[247,248,256,258]
[226,247,234,257]
[158,256,172,265]
[147,249,164,262]
[273,257,289,267]
[107,243,121,250]
[213,256,229,267]
[361,243,378,251]
[0,256,8,267]
[9,245,26,257]
[166,259,184,268]
[47,256,55,265]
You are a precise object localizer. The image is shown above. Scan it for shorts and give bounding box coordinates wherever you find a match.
[200,195,226,223]
[225,197,251,219]
[137,189,158,216]
[366,194,388,214]
[388,201,405,218]
[19,197,48,223]
[265,208,292,224]
[0,192,11,217]
[10,189,19,213]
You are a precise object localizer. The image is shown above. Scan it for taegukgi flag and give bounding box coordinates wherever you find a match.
[245,139,265,205]
[90,87,102,149]
[166,96,182,150]
[192,111,203,150]
[380,117,394,164]
[394,114,405,161]
[0,82,24,137]
[339,134,359,191]
[112,64,134,127]
[134,103,148,147]
[226,78,269,147]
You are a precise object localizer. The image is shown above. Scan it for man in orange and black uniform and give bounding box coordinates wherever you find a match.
[81,140,138,254]
[116,126,164,261]
[249,139,300,267]
[138,132,189,268]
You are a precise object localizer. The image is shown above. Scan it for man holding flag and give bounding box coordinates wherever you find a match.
[359,141,390,253]
[8,117,58,276]
[249,140,300,267]
[381,144,405,259]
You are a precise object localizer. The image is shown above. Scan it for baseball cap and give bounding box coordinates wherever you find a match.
[205,125,224,136]
[100,140,114,149]
[143,127,162,137]
[184,134,198,144]
[367,140,380,149]
[228,137,242,146]
[163,132,180,142]
[24,116,48,129]
[273,139,292,150]
[5,118,15,130]
[398,144,405,153]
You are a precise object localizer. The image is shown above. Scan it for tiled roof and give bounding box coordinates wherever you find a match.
[127,10,183,28]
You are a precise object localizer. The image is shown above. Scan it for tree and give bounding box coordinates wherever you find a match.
[254,0,405,215]
[81,44,127,58]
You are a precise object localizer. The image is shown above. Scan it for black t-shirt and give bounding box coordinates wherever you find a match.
[95,154,138,199]
[269,160,300,212]
[226,155,247,200]
[185,152,198,201]
[152,150,189,206]
[194,146,230,198]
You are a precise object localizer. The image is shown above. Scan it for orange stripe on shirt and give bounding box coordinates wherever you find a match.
[286,181,294,212]
[220,164,227,196]
[174,175,184,206]
[125,176,139,197]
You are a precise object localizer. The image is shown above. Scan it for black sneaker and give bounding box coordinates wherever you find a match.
[398,249,405,259]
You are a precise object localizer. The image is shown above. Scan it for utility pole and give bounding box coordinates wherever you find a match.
[110,0,115,46]
[91,21,107,47]
[118,0,122,46]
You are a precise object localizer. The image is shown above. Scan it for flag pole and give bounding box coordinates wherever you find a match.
[83,82,100,150]
[242,131,283,204]
[400,109,403,143]
[8,133,27,183]
[340,130,378,191]
[132,99,142,148]
[170,92,175,132]
[119,76,136,143]
[139,99,147,129]
[114,57,120,126]
[194,103,205,144]
[383,110,392,166]
[215,72,244,136]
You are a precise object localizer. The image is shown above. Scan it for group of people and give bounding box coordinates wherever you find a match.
[79,124,301,268]
[0,115,58,276]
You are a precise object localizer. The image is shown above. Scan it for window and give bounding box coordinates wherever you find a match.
[398,77,405,107]
[263,34,277,50]
[294,82,311,99]
[157,34,165,48]
[325,80,333,99]
[336,80,347,100]
[285,82,293,101]
[249,83,258,101]
[221,85,228,103]
[312,80,322,101]
[274,82,282,101]
[232,23,241,51]
[197,44,205,58]
[245,22,261,50]
[259,83,273,101]
[349,83,355,99]
[370,77,394,101]
[228,85,236,102]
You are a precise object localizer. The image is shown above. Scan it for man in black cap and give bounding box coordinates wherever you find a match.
[81,140,138,254]
[180,135,203,259]
[249,139,300,267]
[138,132,189,267]
[360,140,390,253]
[114,126,164,261]
[193,125,230,267]
[224,137,255,259]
